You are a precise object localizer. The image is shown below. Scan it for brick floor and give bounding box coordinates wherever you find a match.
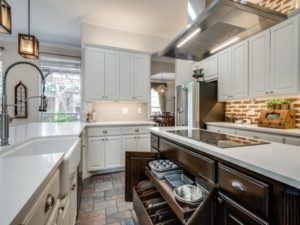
[78,172,138,225]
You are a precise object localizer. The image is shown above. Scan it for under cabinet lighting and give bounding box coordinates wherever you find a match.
[177,28,201,48]
[210,37,240,53]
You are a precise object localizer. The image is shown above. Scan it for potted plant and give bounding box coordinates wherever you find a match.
[281,99,291,110]
[192,67,204,80]
[266,99,276,110]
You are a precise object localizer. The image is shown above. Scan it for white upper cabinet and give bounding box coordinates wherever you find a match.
[134,54,150,101]
[270,15,299,95]
[84,47,150,102]
[218,48,232,101]
[231,40,249,99]
[249,30,270,98]
[105,50,120,100]
[84,47,105,100]
[120,52,135,100]
[202,55,218,81]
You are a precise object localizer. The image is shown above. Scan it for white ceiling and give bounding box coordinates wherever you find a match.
[4,0,187,47]
[151,73,175,80]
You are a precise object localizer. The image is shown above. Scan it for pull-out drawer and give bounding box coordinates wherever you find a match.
[133,186,181,225]
[87,127,122,136]
[22,170,60,225]
[159,139,216,183]
[122,126,150,134]
[218,164,269,219]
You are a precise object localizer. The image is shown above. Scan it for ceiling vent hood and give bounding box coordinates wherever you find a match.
[160,0,287,61]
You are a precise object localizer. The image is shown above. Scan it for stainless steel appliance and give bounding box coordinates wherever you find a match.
[167,129,270,148]
[176,81,224,128]
[160,0,286,61]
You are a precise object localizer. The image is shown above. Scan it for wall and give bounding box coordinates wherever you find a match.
[0,40,81,126]
[91,102,148,122]
[151,61,175,75]
[81,23,170,53]
[225,97,300,128]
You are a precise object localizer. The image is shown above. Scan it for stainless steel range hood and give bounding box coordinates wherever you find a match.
[160,0,287,61]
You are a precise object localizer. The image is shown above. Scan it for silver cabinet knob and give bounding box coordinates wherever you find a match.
[135,129,140,133]
[265,92,269,94]
[270,91,274,94]
[71,183,76,191]
[45,194,55,213]
[102,130,107,134]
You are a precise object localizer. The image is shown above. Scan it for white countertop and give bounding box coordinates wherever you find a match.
[0,120,155,225]
[150,126,300,189]
[206,122,300,137]
[0,153,64,225]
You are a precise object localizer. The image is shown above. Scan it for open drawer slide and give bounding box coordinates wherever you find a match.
[145,167,217,225]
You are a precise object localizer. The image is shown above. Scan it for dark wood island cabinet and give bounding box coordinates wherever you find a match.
[125,133,300,225]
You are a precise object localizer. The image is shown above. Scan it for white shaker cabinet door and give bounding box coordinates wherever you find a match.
[270,15,299,95]
[87,137,105,171]
[136,134,150,152]
[231,40,249,99]
[84,47,105,101]
[119,52,135,100]
[249,30,270,98]
[218,48,232,101]
[105,50,120,100]
[202,55,218,81]
[134,54,150,101]
[122,135,137,166]
[105,136,122,168]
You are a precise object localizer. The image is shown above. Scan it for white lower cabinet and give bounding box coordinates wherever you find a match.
[283,136,300,146]
[69,176,77,225]
[207,126,236,135]
[87,136,122,171]
[58,196,71,225]
[235,129,283,143]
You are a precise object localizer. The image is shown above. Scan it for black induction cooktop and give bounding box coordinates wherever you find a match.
[167,129,270,148]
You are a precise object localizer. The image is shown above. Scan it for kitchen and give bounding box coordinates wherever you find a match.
[0,0,300,225]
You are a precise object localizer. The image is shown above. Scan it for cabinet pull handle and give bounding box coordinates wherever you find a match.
[265,92,269,94]
[270,91,274,94]
[45,194,55,213]
[71,183,76,191]
[103,130,107,134]
[229,179,246,192]
[135,129,139,132]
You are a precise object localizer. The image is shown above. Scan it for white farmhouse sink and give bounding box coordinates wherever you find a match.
[1,136,81,197]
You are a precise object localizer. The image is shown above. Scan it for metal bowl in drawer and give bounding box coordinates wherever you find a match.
[173,185,204,205]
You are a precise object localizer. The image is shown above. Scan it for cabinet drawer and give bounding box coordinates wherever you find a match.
[207,126,235,135]
[150,135,159,149]
[235,129,283,143]
[22,170,60,225]
[87,127,122,136]
[122,126,150,134]
[218,164,269,218]
[159,139,216,183]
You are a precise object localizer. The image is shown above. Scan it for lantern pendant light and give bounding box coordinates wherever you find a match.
[18,0,39,59]
[0,0,11,34]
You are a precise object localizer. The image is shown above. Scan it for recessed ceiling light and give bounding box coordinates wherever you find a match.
[177,28,201,48]
[210,37,240,54]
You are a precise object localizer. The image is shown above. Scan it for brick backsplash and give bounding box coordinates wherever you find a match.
[225,97,300,128]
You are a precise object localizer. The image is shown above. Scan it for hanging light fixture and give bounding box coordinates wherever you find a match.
[156,84,168,96]
[0,0,11,34]
[18,0,39,59]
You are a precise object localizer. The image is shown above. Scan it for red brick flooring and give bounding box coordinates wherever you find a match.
[77,172,138,225]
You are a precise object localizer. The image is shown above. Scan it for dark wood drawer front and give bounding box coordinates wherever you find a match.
[133,188,154,225]
[159,139,216,183]
[218,164,269,219]
[151,134,159,149]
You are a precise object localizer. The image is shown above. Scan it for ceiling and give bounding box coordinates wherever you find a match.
[4,0,187,47]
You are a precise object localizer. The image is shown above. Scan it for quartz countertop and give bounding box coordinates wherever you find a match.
[150,126,300,189]
[206,122,300,137]
[0,120,155,225]
[0,153,64,225]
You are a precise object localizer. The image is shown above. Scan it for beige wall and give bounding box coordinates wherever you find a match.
[81,23,170,53]
[151,61,175,75]
[91,102,148,122]
[0,40,81,126]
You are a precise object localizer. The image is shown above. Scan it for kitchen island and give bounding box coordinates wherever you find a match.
[126,126,300,225]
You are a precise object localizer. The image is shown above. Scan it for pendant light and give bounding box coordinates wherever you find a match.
[0,0,11,34]
[18,0,39,59]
